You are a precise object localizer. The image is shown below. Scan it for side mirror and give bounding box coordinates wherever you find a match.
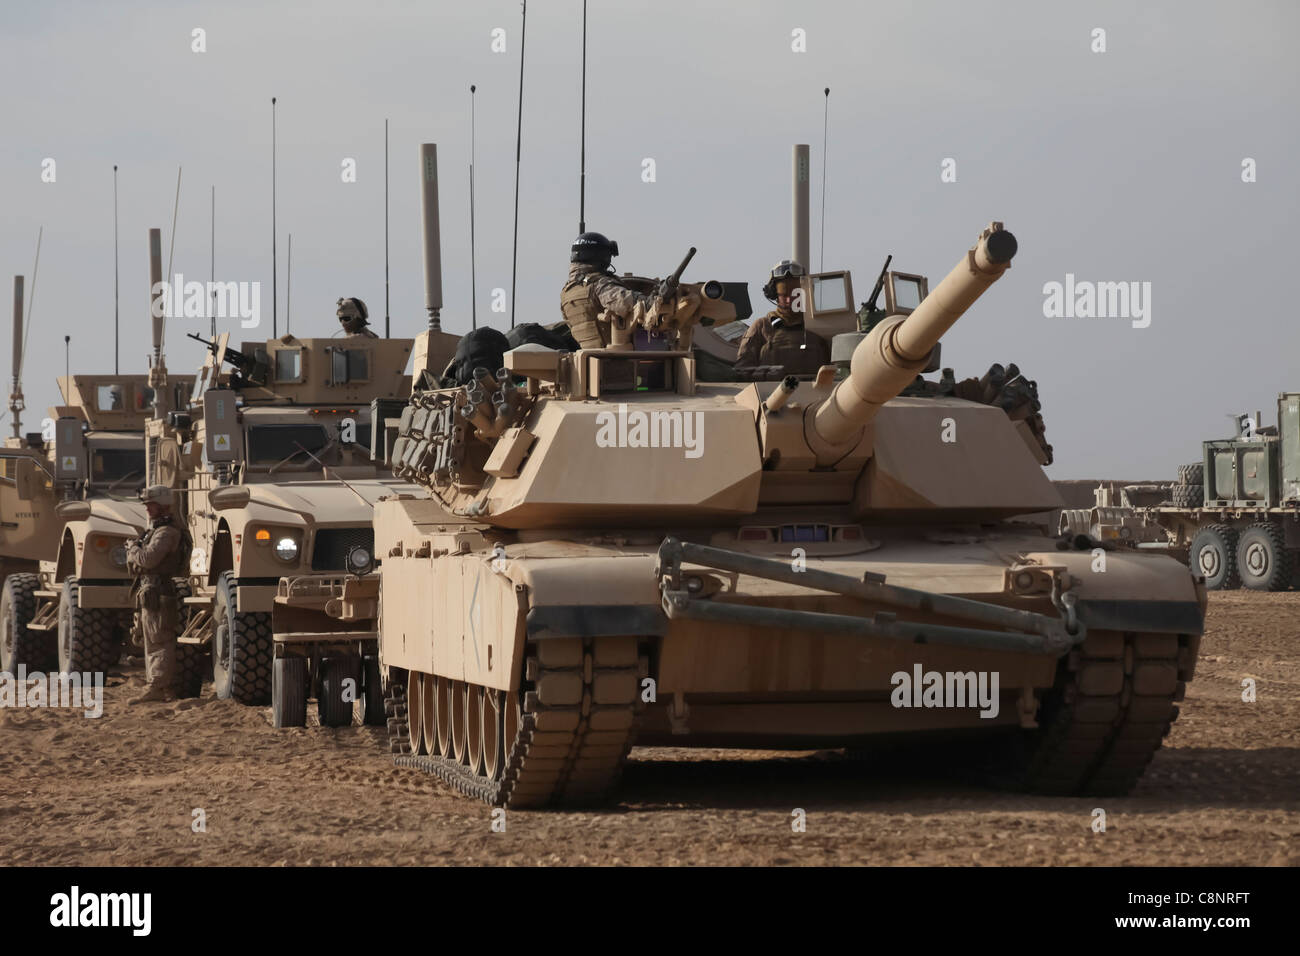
[209,486,251,511]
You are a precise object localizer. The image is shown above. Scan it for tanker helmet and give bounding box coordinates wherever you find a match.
[337,297,370,332]
[762,259,806,302]
[570,232,619,268]
[139,484,174,508]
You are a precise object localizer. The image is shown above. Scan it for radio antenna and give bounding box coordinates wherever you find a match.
[578,0,587,233]
[113,166,120,372]
[384,117,390,337]
[271,96,278,337]
[510,0,527,330]
[163,166,181,349]
[820,87,830,273]
[469,86,478,329]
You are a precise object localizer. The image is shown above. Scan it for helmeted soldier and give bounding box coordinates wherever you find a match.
[560,232,675,349]
[735,259,830,375]
[336,297,378,338]
[125,485,191,704]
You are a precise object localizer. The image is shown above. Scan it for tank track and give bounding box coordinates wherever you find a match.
[1018,629,1199,796]
[386,636,641,807]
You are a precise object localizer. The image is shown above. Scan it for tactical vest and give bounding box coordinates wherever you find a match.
[140,520,193,585]
[561,273,608,349]
[759,315,831,375]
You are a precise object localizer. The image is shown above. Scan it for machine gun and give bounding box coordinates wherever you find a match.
[658,246,697,300]
[857,254,893,332]
[187,333,269,387]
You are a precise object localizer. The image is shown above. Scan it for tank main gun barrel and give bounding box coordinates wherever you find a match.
[810,222,1017,448]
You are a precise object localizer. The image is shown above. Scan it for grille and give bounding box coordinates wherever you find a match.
[311,527,374,571]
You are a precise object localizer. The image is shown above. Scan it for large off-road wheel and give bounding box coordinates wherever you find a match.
[1170,483,1203,508]
[1177,462,1204,485]
[272,656,308,727]
[318,656,360,727]
[171,580,206,698]
[211,571,272,704]
[1,573,48,673]
[996,629,1197,796]
[1236,522,1292,591]
[57,578,121,675]
[1189,524,1240,590]
[361,655,386,726]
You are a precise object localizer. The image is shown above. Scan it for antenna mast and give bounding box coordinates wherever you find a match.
[210,184,216,339]
[820,87,830,272]
[272,96,278,338]
[469,86,477,330]
[510,0,527,330]
[579,0,587,233]
[384,117,390,338]
[113,165,120,373]
[286,233,292,334]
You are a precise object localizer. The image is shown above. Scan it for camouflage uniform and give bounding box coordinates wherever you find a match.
[126,493,190,700]
[561,263,668,349]
[337,297,378,338]
[735,310,831,375]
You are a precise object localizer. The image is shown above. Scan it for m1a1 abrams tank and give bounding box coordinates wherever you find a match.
[363,219,1205,807]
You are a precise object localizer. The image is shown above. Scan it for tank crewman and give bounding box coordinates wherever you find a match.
[125,485,191,704]
[735,259,831,375]
[336,297,378,338]
[561,232,679,349]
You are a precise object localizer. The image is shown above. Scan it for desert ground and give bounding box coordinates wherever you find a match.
[1,591,1296,866]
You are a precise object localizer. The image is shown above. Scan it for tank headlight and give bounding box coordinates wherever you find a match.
[274,536,300,563]
[254,528,272,546]
[110,544,128,568]
[345,545,374,576]
[92,535,111,552]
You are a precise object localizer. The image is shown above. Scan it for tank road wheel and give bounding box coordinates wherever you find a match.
[211,572,273,704]
[318,656,360,728]
[361,655,386,726]
[385,671,411,755]
[995,630,1196,796]
[1189,524,1240,591]
[451,680,468,764]
[405,671,424,753]
[1,573,44,673]
[436,676,453,756]
[272,656,308,728]
[481,689,503,780]
[420,673,437,756]
[465,684,484,775]
[1236,522,1292,591]
[57,578,120,675]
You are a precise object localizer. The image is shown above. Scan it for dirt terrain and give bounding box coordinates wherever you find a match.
[1,591,1296,866]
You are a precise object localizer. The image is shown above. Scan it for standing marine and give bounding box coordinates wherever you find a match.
[125,485,191,704]
[735,259,831,374]
[560,232,677,349]
[336,297,378,338]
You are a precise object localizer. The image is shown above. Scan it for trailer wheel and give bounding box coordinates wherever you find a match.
[1236,523,1291,591]
[361,655,386,726]
[318,656,360,727]
[272,656,308,727]
[1189,524,1240,590]
[1,573,47,673]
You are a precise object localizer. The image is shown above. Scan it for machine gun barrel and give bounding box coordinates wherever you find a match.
[811,222,1017,448]
[661,246,697,296]
[863,254,892,313]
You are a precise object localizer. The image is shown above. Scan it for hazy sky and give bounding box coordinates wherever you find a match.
[2,0,1296,478]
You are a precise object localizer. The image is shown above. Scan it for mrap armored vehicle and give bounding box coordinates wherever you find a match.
[353,197,1204,806]
[2,274,192,676]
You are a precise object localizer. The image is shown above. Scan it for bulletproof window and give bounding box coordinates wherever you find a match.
[329,348,371,385]
[96,385,126,411]
[274,349,303,383]
[887,273,928,315]
[246,424,330,466]
[812,276,848,313]
[91,447,145,483]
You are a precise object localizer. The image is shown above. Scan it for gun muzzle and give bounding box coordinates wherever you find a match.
[811,222,1017,450]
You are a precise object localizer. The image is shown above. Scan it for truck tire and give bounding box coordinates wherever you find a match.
[1178,462,1204,485]
[211,571,273,705]
[318,656,360,727]
[361,655,386,726]
[57,578,121,675]
[1,573,46,673]
[272,656,308,728]
[1170,483,1203,508]
[1189,524,1240,590]
[1236,522,1292,591]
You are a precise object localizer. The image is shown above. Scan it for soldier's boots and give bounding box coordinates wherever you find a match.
[128,684,177,705]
